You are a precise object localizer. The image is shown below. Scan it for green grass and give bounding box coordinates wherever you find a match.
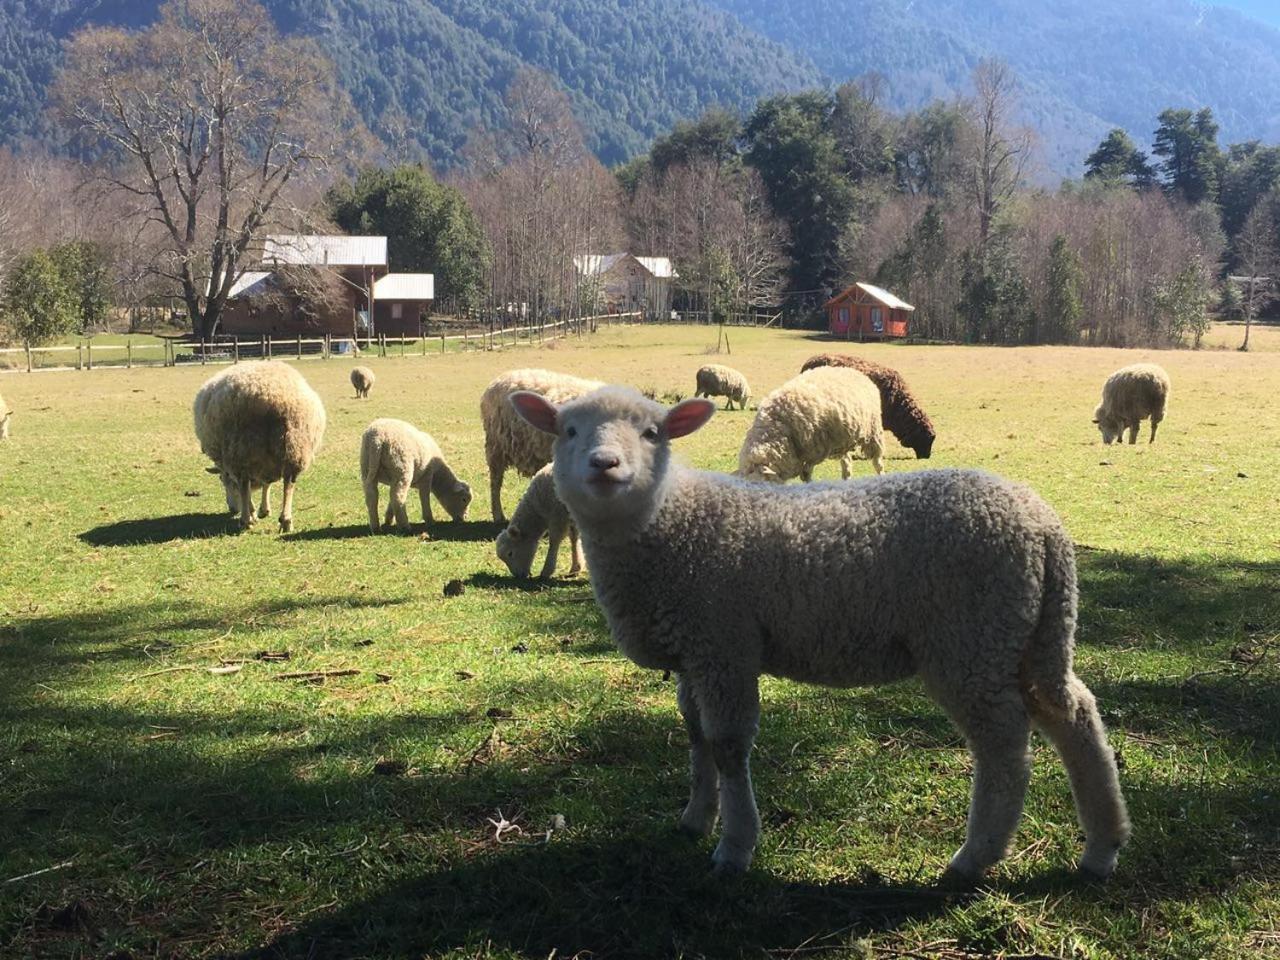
[1,325,1278,959]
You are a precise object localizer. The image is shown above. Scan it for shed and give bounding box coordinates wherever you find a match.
[372,273,435,335]
[825,283,914,339]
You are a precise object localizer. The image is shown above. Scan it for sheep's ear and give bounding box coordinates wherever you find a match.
[664,398,715,439]
[1091,418,1099,424]
[206,466,221,475]
[509,391,558,434]
[507,521,522,538]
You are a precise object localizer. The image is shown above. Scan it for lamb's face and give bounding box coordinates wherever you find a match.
[509,386,715,527]
[496,523,538,578]
[441,481,473,522]
[1093,406,1121,444]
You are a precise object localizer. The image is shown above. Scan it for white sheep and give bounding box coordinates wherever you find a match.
[739,366,884,481]
[193,361,326,532]
[695,363,750,410]
[495,464,584,580]
[1093,363,1170,444]
[351,366,375,399]
[480,368,603,523]
[509,385,1130,881]
[0,391,10,440]
[360,417,472,533]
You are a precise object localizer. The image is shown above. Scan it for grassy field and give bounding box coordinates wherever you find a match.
[1,324,1278,959]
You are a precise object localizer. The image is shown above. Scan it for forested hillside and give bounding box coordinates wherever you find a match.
[0,0,820,169]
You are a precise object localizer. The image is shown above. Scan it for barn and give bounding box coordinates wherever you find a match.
[825,282,915,339]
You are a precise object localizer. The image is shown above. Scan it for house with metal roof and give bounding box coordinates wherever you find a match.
[824,282,915,339]
[575,252,677,319]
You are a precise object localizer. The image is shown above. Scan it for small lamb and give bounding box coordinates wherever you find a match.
[509,385,1130,881]
[495,465,584,580]
[695,363,750,410]
[1094,363,1169,444]
[739,366,884,481]
[351,366,376,399]
[0,391,10,440]
[360,418,472,533]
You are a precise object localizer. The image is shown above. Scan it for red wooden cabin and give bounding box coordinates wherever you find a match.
[825,282,914,339]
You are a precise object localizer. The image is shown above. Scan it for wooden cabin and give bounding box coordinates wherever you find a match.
[574,253,677,319]
[825,282,914,339]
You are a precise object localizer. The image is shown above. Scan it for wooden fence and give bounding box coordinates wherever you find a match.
[0,312,643,374]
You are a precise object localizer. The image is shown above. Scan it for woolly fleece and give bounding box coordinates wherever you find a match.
[1094,363,1170,444]
[360,417,472,532]
[695,363,751,410]
[495,464,584,579]
[800,353,936,458]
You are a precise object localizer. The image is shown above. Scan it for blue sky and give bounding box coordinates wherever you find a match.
[1216,1,1280,29]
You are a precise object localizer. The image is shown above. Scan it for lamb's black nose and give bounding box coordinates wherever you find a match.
[589,451,620,470]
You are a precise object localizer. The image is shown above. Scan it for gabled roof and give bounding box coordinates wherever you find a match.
[575,252,679,280]
[263,234,387,267]
[223,271,273,299]
[634,256,677,279]
[826,281,915,311]
[373,273,435,300]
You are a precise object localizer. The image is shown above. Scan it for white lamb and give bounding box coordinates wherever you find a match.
[509,385,1130,881]
[1093,363,1170,445]
[480,368,603,522]
[739,366,884,481]
[695,363,750,410]
[351,366,375,399]
[193,361,326,532]
[360,418,472,533]
[495,464,584,580]
[0,392,10,440]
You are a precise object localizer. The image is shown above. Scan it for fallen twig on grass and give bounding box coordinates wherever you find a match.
[129,664,201,682]
[271,669,360,682]
[5,860,75,884]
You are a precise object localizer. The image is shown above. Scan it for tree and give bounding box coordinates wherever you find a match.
[1042,235,1082,344]
[1232,198,1279,351]
[649,108,742,177]
[894,102,972,200]
[1156,259,1213,347]
[1084,129,1156,188]
[2,249,78,345]
[1152,108,1222,206]
[52,241,113,333]
[327,166,490,310]
[54,0,368,339]
[966,59,1034,245]
[957,223,1030,344]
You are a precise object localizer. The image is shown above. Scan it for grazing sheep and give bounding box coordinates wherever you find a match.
[739,366,884,481]
[351,366,375,399]
[0,392,10,440]
[480,368,604,522]
[495,464,584,580]
[800,354,936,458]
[509,386,1130,880]
[193,361,326,532]
[1094,363,1170,444]
[695,363,751,410]
[360,418,472,533]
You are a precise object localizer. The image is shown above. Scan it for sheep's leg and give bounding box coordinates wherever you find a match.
[257,484,271,520]
[676,675,719,838]
[365,482,381,533]
[237,478,254,530]
[539,516,566,580]
[488,458,506,524]
[799,465,813,483]
[383,502,396,529]
[867,440,885,475]
[418,485,435,527]
[567,525,584,576]
[1149,415,1160,443]
[840,454,852,479]
[1127,422,1138,445]
[389,478,411,532]
[278,473,297,533]
[1026,674,1130,879]
[698,673,761,873]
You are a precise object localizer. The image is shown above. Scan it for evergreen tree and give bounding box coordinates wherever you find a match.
[2,249,78,345]
[1084,129,1155,188]
[51,240,113,333]
[957,225,1029,344]
[1152,108,1222,205]
[1043,234,1082,344]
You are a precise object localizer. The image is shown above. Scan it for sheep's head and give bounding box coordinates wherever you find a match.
[911,429,936,460]
[509,386,714,529]
[1093,405,1122,445]
[495,521,539,578]
[439,480,473,522]
[206,465,240,515]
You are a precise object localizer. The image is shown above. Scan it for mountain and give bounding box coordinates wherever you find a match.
[0,0,820,169]
[707,0,1280,177]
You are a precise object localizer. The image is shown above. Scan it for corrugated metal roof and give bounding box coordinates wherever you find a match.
[373,273,435,300]
[635,256,677,279]
[263,235,387,267]
[224,271,272,298]
[574,253,628,276]
[855,282,914,311]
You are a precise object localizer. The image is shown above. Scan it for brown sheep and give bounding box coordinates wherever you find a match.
[801,354,936,458]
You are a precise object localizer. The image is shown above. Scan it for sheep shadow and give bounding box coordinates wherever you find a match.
[282,520,503,543]
[466,571,590,593]
[78,511,235,546]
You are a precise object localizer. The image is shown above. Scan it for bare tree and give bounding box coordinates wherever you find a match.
[967,59,1034,244]
[1233,200,1278,351]
[54,0,369,339]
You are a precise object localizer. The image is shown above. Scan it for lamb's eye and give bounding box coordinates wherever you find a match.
[642,426,659,441]
[565,425,577,438]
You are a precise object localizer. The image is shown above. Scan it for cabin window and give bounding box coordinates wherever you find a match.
[871,307,883,333]
[391,303,403,320]
[839,306,850,327]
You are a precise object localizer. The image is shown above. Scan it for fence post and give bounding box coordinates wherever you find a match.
[127,340,133,369]
[400,334,406,357]
[259,335,265,359]
[78,343,83,370]
[296,334,302,359]
[26,344,32,373]
[266,335,273,360]
[440,333,445,354]
[421,334,427,357]
[233,336,239,363]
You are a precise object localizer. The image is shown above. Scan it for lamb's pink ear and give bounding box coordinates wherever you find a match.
[664,398,716,439]
[509,391,559,434]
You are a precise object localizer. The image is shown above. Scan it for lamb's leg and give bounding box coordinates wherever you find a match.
[867,439,885,475]
[257,484,271,519]
[278,473,296,533]
[701,673,762,873]
[539,516,566,580]
[1026,674,1130,879]
[1127,422,1138,444]
[418,485,434,528]
[488,457,506,524]
[389,477,411,532]
[676,675,719,838]
[567,525,584,576]
[840,454,852,479]
[1149,415,1160,443]
[238,478,254,529]
[365,482,381,533]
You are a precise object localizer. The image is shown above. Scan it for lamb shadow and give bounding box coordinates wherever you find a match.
[282,520,502,543]
[466,571,590,593]
[241,834,958,960]
[78,511,234,546]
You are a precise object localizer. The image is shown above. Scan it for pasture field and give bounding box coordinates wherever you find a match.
[1,325,1278,959]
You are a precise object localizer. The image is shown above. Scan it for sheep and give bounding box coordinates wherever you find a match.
[1093,363,1170,444]
[193,361,326,532]
[800,353,936,458]
[695,363,751,410]
[508,385,1130,881]
[351,366,375,399]
[495,464,584,580]
[360,417,472,533]
[480,368,604,523]
[0,392,10,440]
[739,366,884,481]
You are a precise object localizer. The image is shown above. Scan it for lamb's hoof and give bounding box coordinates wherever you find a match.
[710,841,752,875]
[257,508,270,520]
[1077,845,1120,881]
[937,864,981,889]
[278,518,292,533]
[678,808,716,838]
